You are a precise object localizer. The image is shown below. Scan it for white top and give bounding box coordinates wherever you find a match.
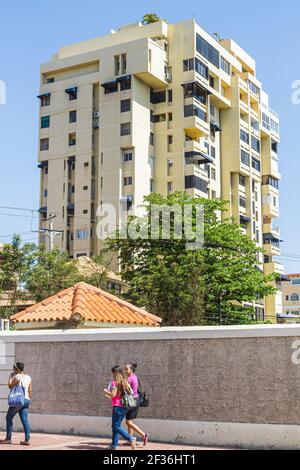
[15,374,32,400]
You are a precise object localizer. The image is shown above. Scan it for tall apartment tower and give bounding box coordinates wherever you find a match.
[37,19,282,322]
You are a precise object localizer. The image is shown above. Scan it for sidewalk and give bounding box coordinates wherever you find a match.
[0,432,224,451]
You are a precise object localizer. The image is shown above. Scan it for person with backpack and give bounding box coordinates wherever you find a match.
[104,365,137,450]
[0,362,32,446]
[125,363,149,447]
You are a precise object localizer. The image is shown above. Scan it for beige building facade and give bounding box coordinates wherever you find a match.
[37,19,282,322]
[280,274,300,323]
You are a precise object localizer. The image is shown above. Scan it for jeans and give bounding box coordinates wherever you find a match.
[111,406,134,449]
[6,399,31,442]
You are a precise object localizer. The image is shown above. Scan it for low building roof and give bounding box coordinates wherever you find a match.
[10,282,161,327]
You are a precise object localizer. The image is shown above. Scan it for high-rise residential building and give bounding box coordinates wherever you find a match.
[37,18,282,322]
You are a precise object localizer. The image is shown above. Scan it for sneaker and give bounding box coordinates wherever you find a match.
[0,439,12,445]
[20,441,30,446]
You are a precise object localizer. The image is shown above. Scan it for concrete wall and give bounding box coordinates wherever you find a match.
[1,325,300,449]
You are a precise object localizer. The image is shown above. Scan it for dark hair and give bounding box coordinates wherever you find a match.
[14,362,24,372]
[111,365,122,374]
[127,363,138,372]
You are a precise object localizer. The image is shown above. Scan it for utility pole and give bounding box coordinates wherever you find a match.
[38,212,64,250]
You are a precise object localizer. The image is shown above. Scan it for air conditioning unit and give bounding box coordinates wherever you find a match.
[165,72,172,82]
[93,112,100,118]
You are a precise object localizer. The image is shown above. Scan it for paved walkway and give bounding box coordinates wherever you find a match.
[0,432,223,451]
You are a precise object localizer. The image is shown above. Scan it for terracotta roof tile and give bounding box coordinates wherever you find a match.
[10,282,161,327]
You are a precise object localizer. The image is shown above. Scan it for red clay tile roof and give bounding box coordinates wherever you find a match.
[10,282,161,327]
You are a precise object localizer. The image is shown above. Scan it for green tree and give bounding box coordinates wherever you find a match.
[25,247,82,302]
[106,192,276,326]
[142,13,161,25]
[0,235,36,318]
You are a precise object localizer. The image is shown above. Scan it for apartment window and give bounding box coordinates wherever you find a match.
[69,133,76,146]
[44,189,48,197]
[150,179,154,193]
[271,141,278,153]
[167,159,173,176]
[40,138,49,151]
[150,132,154,146]
[291,293,300,301]
[240,130,249,144]
[168,112,173,123]
[76,229,88,240]
[292,279,300,285]
[195,58,209,79]
[168,89,173,103]
[114,55,120,76]
[120,122,131,136]
[101,153,104,164]
[84,162,89,167]
[221,56,231,75]
[152,113,166,123]
[121,53,127,75]
[239,175,246,186]
[83,186,88,191]
[167,135,173,151]
[71,185,75,193]
[183,82,207,104]
[40,94,50,107]
[83,210,88,214]
[211,168,216,180]
[120,75,131,91]
[185,175,208,193]
[167,181,173,194]
[183,58,194,71]
[150,90,166,104]
[239,196,246,208]
[262,176,279,189]
[252,157,261,172]
[46,77,55,83]
[103,81,118,94]
[210,146,216,159]
[210,104,216,118]
[248,81,260,96]
[121,99,131,113]
[251,136,260,153]
[69,110,77,123]
[209,76,215,89]
[66,87,77,101]
[241,150,250,166]
[196,34,220,68]
[100,177,103,190]
[41,115,50,129]
[286,295,289,301]
[123,151,133,162]
[124,176,133,186]
[184,104,207,122]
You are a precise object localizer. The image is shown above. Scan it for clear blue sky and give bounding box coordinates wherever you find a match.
[0,0,299,271]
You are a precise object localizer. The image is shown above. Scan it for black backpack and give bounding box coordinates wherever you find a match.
[138,379,150,408]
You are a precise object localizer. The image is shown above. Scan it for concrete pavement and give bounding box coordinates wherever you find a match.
[0,432,224,451]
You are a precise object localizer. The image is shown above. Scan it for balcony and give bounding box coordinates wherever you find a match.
[266,261,284,274]
[263,223,280,238]
[184,105,210,139]
[263,233,281,256]
[184,140,213,165]
[133,37,167,90]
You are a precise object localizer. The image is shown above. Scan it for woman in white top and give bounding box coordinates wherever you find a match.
[0,362,32,446]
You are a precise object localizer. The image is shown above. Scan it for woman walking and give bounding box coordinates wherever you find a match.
[125,363,148,446]
[0,362,32,446]
[104,366,136,450]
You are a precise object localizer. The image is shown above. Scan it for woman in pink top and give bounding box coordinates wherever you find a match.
[125,363,148,447]
[104,366,136,450]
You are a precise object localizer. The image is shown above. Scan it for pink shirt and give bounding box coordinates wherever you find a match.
[110,381,123,407]
[128,374,139,399]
